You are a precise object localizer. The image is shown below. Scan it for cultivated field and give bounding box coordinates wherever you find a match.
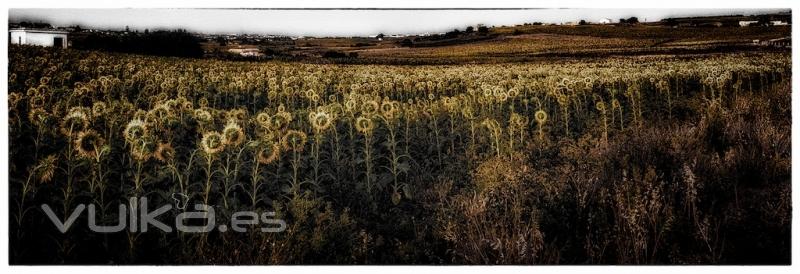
[8,27,791,264]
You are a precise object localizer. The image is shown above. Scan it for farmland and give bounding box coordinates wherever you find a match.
[7,21,792,264]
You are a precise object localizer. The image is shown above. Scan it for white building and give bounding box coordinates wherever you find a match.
[598,18,613,24]
[228,48,263,57]
[9,28,69,48]
[739,20,759,27]
[771,21,789,26]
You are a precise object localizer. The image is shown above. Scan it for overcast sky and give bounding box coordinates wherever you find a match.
[9,8,788,36]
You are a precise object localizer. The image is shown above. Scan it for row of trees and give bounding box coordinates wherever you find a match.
[71,29,204,58]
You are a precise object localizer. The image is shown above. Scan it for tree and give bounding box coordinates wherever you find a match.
[663,18,678,27]
[619,18,627,24]
[626,17,639,24]
[465,26,474,33]
[477,25,489,34]
[757,15,771,26]
[445,29,461,38]
[376,33,385,40]
[579,20,588,25]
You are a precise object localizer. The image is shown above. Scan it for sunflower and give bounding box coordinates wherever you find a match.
[75,130,105,159]
[380,100,396,119]
[28,107,50,128]
[534,110,548,124]
[198,97,209,108]
[256,141,281,165]
[222,120,246,146]
[59,107,90,136]
[201,131,225,155]
[227,108,247,123]
[281,130,307,152]
[154,142,176,163]
[310,111,333,132]
[271,110,293,130]
[123,118,148,143]
[255,112,272,129]
[193,108,213,124]
[595,101,607,112]
[28,94,45,109]
[344,99,356,113]
[362,100,380,116]
[181,100,194,111]
[355,116,375,135]
[92,102,107,117]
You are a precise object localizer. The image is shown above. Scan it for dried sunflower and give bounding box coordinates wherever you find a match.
[535,110,548,124]
[281,130,307,152]
[154,142,176,163]
[256,141,281,165]
[123,118,148,143]
[75,130,105,159]
[355,116,375,135]
[59,107,90,136]
[310,110,333,132]
[201,131,225,155]
[222,120,246,147]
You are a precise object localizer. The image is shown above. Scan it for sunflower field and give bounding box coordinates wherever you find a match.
[8,45,791,264]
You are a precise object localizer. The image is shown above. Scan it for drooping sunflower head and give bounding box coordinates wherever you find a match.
[181,100,194,112]
[255,112,272,129]
[534,110,548,124]
[355,116,375,135]
[59,107,90,136]
[362,100,380,116]
[75,130,106,159]
[198,97,209,108]
[227,108,248,123]
[149,103,174,123]
[595,101,607,112]
[222,120,246,147]
[92,102,107,117]
[556,94,569,106]
[281,130,307,152]
[193,108,214,124]
[271,110,293,131]
[123,118,148,143]
[154,142,176,163]
[28,94,46,109]
[344,99,356,113]
[256,140,281,165]
[380,100,396,119]
[201,131,225,156]
[310,110,333,132]
[28,107,51,128]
